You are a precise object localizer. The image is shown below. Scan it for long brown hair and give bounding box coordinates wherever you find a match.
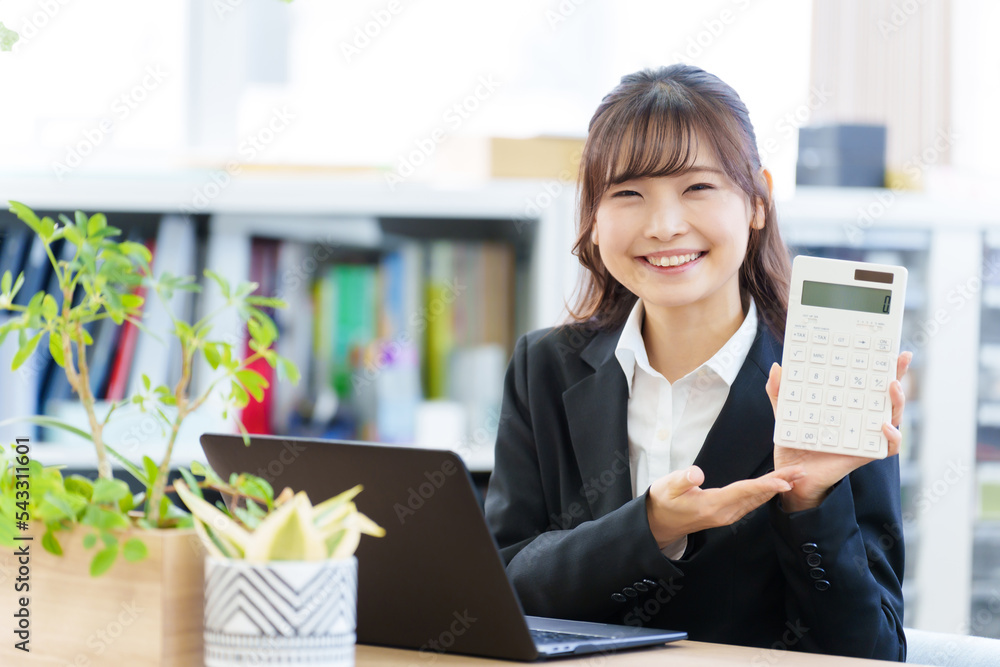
[566,64,791,340]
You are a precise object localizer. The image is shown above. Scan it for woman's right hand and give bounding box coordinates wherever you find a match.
[645,465,806,549]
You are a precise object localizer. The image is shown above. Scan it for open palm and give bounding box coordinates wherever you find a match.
[765,351,913,512]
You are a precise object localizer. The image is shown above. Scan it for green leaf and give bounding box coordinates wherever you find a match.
[204,269,230,300]
[82,505,130,532]
[142,373,151,391]
[121,293,144,309]
[83,533,98,549]
[42,530,63,556]
[41,294,58,320]
[0,23,20,52]
[48,332,65,368]
[40,491,79,521]
[203,342,221,369]
[90,545,118,577]
[63,225,84,247]
[87,213,107,236]
[123,537,147,562]
[142,456,159,489]
[278,357,301,385]
[64,475,94,500]
[9,201,43,237]
[230,381,249,408]
[100,531,117,547]
[1,270,10,294]
[178,468,203,499]
[235,369,269,402]
[91,478,130,504]
[11,331,42,370]
[246,296,288,309]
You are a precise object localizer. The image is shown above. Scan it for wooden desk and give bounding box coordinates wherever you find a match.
[357,641,927,666]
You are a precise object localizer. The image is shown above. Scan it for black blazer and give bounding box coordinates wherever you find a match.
[484,319,906,661]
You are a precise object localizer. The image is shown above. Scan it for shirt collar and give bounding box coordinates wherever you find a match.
[614,297,759,396]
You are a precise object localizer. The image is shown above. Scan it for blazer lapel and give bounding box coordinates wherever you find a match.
[562,326,633,517]
[692,323,783,489]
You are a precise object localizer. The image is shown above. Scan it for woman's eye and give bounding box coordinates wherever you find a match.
[686,183,714,192]
[611,189,640,198]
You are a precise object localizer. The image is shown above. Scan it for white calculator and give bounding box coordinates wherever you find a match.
[774,255,907,459]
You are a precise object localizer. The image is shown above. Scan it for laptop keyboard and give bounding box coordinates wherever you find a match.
[530,629,604,643]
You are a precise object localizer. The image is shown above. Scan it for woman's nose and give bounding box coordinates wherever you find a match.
[644,201,689,239]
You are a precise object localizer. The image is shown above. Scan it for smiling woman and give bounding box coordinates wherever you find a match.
[484,64,911,662]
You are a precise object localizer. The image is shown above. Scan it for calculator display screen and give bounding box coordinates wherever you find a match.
[801,280,893,314]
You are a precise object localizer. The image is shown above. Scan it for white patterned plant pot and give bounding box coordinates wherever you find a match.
[204,556,358,667]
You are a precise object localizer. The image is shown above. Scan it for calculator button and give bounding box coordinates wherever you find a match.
[869,375,888,392]
[789,345,806,362]
[785,386,802,402]
[844,413,862,449]
[820,428,839,447]
[848,392,865,409]
[782,405,800,421]
[875,338,892,352]
[868,394,885,411]
[854,335,871,349]
[805,389,822,404]
[828,371,846,387]
[863,433,883,453]
[851,353,869,369]
[823,409,842,427]
[826,389,843,406]
[808,369,825,384]
[833,333,850,346]
[873,355,892,373]
[831,351,849,367]
[801,428,818,445]
[779,424,797,442]
[790,326,809,342]
[865,414,884,432]
[803,408,821,424]
[810,349,828,364]
[786,364,805,382]
[850,373,867,390]
[812,331,829,344]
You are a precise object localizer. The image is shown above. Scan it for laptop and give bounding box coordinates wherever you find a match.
[199,433,687,661]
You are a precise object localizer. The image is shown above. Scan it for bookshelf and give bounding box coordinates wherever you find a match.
[3,174,999,635]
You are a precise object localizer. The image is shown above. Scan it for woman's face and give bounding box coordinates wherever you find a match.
[592,144,760,317]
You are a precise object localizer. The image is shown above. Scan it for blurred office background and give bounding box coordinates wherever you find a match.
[1,0,999,639]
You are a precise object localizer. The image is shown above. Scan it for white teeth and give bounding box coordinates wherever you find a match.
[646,252,701,267]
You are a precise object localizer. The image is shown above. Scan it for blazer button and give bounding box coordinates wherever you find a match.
[623,587,638,598]
[809,567,826,580]
[643,579,658,588]
[633,581,649,593]
[611,593,627,602]
[801,542,818,554]
[814,579,831,592]
[806,553,822,568]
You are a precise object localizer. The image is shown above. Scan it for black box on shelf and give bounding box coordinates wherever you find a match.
[796,123,887,188]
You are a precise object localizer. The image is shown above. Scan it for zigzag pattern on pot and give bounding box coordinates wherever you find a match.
[205,562,357,637]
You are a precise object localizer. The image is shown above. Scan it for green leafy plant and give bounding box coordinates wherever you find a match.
[0,201,300,573]
[173,462,384,561]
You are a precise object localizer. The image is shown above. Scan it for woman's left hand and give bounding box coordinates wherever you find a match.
[766,351,913,512]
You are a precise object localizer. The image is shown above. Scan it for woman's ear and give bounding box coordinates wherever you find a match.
[591,226,599,245]
[752,168,774,230]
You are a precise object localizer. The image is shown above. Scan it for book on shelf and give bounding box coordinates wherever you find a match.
[240,237,280,435]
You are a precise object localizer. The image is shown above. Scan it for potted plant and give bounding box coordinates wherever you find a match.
[0,201,299,665]
[173,464,384,667]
